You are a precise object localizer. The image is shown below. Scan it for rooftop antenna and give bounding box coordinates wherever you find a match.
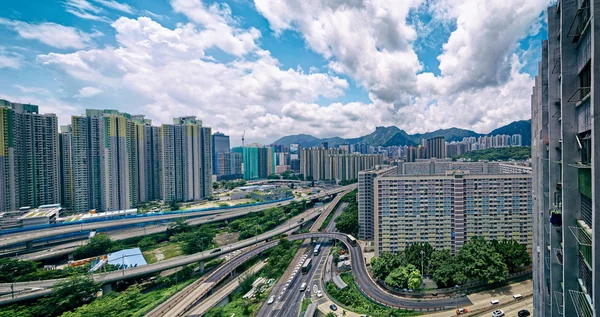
[242,130,246,147]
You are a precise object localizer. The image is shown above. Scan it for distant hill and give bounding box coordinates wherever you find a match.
[487,120,531,146]
[271,120,531,148]
[412,128,482,143]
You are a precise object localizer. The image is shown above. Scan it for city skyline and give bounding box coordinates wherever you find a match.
[0,0,550,145]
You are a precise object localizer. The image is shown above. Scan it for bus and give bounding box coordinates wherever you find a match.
[347,235,357,247]
[313,244,321,256]
[301,258,312,274]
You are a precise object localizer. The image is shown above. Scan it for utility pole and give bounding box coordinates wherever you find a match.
[420,250,425,290]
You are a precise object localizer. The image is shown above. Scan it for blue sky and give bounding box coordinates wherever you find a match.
[0,0,551,145]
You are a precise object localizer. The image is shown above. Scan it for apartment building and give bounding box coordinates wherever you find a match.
[0,100,59,212]
[373,171,532,256]
[531,1,597,316]
[300,147,384,181]
[358,165,398,240]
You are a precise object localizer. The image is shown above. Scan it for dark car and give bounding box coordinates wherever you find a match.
[329,304,338,311]
[518,310,531,317]
[210,248,222,254]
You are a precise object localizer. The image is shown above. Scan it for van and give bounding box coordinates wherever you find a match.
[490,299,500,305]
[512,294,523,300]
[299,282,307,292]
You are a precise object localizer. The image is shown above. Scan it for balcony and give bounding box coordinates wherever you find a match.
[554,291,565,315]
[567,2,591,43]
[554,248,564,265]
[569,290,593,317]
[569,222,592,266]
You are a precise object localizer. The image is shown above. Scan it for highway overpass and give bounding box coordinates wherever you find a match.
[0,184,356,249]
[0,233,471,311]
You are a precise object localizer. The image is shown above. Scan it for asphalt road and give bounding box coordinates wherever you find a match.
[0,185,356,248]
[257,201,348,317]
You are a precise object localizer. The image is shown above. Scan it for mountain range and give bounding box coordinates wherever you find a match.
[271,120,531,148]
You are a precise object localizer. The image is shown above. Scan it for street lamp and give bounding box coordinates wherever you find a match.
[420,250,425,290]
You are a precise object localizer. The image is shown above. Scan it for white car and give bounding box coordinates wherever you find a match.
[267,296,275,305]
[492,309,505,317]
[317,290,323,298]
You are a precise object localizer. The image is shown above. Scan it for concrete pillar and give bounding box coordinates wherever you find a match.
[199,261,205,274]
[101,283,113,295]
[25,241,33,252]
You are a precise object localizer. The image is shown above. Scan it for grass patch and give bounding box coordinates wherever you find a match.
[325,273,421,317]
[301,298,312,312]
[142,251,158,264]
[161,244,181,259]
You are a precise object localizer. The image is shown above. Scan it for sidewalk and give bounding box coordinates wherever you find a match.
[424,279,533,317]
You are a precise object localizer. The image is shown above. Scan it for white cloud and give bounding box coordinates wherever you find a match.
[254,0,423,105]
[30,0,549,144]
[64,0,111,22]
[92,0,135,14]
[0,18,100,49]
[0,49,21,69]
[74,86,103,98]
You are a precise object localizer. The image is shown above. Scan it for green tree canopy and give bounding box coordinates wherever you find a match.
[407,269,423,290]
[73,235,120,260]
[404,242,434,274]
[456,236,509,284]
[491,239,532,273]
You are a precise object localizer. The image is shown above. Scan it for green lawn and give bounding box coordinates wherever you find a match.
[143,243,182,264]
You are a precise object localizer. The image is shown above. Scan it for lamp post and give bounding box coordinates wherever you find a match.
[420,250,425,290]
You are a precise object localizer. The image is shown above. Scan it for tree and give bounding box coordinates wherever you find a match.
[172,230,214,255]
[267,174,280,179]
[169,200,180,211]
[73,235,119,260]
[326,313,336,317]
[371,252,407,280]
[404,242,434,274]
[491,239,532,273]
[407,269,423,290]
[0,258,38,282]
[456,236,509,284]
[49,275,100,316]
[429,249,453,273]
[167,218,191,236]
[137,236,156,251]
[384,265,416,289]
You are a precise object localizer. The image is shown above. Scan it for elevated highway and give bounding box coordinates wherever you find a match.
[0,185,355,249]
[1,234,470,311]
[149,190,351,317]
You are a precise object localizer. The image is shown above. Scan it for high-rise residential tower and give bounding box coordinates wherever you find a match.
[531,2,598,316]
[59,125,73,209]
[426,136,446,159]
[358,165,398,240]
[212,132,230,175]
[0,100,59,212]
[160,117,212,202]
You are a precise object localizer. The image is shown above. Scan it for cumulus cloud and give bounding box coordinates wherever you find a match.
[27,0,550,144]
[0,18,101,49]
[74,86,103,98]
[254,0,423,105]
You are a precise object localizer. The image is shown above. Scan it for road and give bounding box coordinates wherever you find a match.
[257,201,348,317]
[0,185,356,248]
[1,232,471,310]
[186,261,267,316]
[0,207,322,305]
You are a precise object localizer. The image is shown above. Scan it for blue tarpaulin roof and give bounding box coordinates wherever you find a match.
[107,247,148,268]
